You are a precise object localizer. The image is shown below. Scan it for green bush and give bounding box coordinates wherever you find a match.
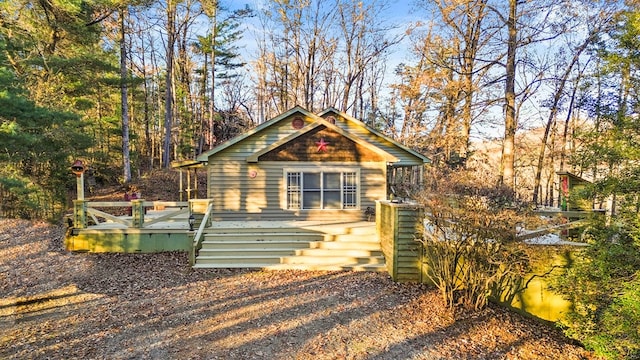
[556,215,640,359]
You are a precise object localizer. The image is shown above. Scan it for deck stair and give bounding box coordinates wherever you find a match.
[193,221,385,271]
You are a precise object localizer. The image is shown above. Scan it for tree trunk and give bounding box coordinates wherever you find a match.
[559,81,579,172]
[499,0,517,190]
[120,7,132,182]
[209,0,217,149]
[162,0,176,168]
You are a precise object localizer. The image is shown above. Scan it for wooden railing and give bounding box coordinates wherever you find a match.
[190,201,214,266]
[73,200,189,229]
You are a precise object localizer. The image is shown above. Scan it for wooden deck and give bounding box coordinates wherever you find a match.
[65,200,384,271]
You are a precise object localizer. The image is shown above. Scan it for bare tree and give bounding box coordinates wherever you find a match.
[336,0,402,114]
[119,6,132,183]
[431,0,493,158]
[162,0,177,168]
[254,0,401,121]
[531,37,594,204]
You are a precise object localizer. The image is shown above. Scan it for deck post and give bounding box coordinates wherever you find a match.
[189,231,196,266]
[131,199,145,228]
[73,200,87,229]
[377,200,424,283]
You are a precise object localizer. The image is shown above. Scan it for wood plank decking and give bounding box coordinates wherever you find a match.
[67,207,385,271]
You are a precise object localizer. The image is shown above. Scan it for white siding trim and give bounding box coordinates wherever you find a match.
[282,166,361,210]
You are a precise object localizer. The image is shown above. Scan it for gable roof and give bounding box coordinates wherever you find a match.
[196,106,430,165]
[246,117,399,163]
[318,108,431,164]
[196,105,319,162]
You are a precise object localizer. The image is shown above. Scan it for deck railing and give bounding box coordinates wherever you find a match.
[190,201,214,266]
[73,200,189,229]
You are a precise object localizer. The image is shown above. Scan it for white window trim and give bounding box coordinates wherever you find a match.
[283,167,361,210]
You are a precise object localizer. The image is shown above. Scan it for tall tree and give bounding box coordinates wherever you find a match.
[336,0,402,116]
[530,2,618,204]
[162,0,177,168]
[119,6,132,183]
[487,0,567,191]
[408,0,496,165]
[427,0,492,159]
[499,0,517,190]
[255,0,401,121]
[198,1,252,149]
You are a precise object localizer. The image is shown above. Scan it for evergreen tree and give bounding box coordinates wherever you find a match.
[0,45,92,218]
[556,9,640,358]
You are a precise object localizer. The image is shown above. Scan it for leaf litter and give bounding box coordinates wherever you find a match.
[0,219,597,359]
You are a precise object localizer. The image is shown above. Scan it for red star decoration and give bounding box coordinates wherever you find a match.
[316,138,330,152]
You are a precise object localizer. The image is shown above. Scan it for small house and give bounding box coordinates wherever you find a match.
[557,171,591,211]
[195,106,430,221]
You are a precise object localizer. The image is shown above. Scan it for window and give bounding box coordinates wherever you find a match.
[286,169,359,210]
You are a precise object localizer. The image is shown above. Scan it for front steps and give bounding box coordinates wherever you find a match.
[193,221,386,271]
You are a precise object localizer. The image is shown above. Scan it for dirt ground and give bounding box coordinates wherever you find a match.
[0,219,595,360]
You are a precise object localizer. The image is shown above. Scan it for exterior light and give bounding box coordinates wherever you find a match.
[71,160,85,176]
[188,214,195,231]
[71,160,86,200]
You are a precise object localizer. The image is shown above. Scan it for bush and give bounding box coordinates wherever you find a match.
[417,169,534,314]
[555,215,640,359]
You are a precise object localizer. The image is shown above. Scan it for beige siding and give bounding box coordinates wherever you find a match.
[377,201,424,282]
[205,110,424,221]
[333,120,425,166]
[208,157,386,220]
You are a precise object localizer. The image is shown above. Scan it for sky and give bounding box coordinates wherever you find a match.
[223,0,509,139]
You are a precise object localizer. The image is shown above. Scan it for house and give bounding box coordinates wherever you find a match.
[557,171,591,211]
[195,106,430,221]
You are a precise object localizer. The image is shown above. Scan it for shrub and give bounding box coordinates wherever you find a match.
[555,214,640,359]
[417,169,534,314]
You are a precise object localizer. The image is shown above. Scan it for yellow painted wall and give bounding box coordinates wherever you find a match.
[495,247,577,323]
[65,230,190,253]
[377,201,579,323]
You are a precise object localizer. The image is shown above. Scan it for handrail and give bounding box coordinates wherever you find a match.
[87,201,188,208]
[190,201,214,266]
[79,200,190,228]
[143,208,188,227]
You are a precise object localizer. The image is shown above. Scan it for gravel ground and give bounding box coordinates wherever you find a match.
[0,219,595,360]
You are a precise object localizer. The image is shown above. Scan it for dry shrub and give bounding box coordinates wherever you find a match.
[417,167,533,314]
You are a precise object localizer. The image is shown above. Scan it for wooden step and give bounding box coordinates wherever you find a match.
[195,255,284,265]
[323,233,378,242]
[308,240,381,250]
[201,240,313,250]
[193,262,387,272]
[198,248,298,257]
[193,221,384,272]
[293,248,382,257]
[280,255,385,265]
[260,263,386,272]
[205,232,324,242]
[199,247,381,257]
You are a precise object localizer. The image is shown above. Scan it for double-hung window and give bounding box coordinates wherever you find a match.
[286,169,359,210]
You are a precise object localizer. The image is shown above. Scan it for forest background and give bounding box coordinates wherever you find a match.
[0,0,638,218]
[2,0,640,358]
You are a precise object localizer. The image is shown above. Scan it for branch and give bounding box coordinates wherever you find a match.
[86,10,115,27]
